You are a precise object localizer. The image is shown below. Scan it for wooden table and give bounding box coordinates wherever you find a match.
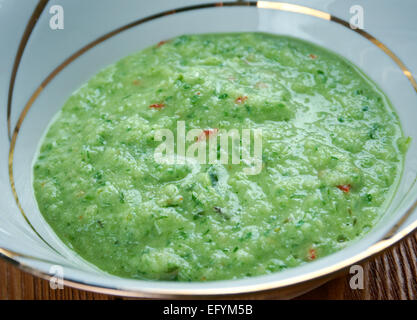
[0,232,415,300]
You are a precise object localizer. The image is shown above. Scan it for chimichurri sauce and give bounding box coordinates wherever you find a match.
[33,33,408,281]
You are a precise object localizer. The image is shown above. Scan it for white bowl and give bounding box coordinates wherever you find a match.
[1,0,417,298]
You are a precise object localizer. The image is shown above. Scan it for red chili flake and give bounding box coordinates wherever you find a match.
[308,248,317,260]
[149,103,165,109]
[195,92,201,95]
[197,128,218,142]
[337,184,351,193]
[156,40,169,48]
[309,53,317,59]
[132,79,141,86]
[235,96,248,104]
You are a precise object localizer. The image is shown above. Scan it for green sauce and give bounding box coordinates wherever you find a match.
[33,33,408,281]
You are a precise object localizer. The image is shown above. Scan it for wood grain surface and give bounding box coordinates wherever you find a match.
[0,232,415,300]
